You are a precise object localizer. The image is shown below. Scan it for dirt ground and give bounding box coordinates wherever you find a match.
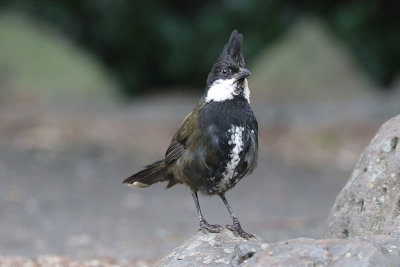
[0,92,397,262]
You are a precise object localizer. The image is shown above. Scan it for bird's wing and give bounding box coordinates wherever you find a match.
[165,141,186,164]
[165,100,206,164]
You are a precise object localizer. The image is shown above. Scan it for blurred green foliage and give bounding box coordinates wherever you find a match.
[1,0,399,94]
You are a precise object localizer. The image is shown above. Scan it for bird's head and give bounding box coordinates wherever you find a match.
[205,30,251,103]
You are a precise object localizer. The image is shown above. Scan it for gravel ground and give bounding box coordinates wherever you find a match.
[0,92,398,262]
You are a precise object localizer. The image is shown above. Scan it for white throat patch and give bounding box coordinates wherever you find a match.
[205,78,250,103]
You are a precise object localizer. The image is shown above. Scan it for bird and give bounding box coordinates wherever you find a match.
[123,30,258,239]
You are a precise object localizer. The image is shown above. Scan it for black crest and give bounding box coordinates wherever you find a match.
[206,30,247,87]
[219,30,245,67]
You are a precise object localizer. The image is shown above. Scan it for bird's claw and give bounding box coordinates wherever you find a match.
[199,219,223,233]
[226,222,254,239]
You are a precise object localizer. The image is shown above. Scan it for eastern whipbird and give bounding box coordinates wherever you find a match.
[123,30,258,239]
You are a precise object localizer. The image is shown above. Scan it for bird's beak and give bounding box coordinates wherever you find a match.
[233,68,251,81]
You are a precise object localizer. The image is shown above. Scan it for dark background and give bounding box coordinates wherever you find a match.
[1,0,399,94]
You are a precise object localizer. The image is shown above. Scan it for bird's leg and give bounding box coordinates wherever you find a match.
[192,191,222,233]
[219,193,254,239]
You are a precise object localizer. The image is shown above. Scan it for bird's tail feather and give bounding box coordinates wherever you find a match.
[123,160,167,188]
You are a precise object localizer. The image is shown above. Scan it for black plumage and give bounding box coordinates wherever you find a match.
[124,30,258,239]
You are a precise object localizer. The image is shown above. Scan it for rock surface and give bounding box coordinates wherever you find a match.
[160,230,400,266]
[324,114,400,238]
[159,229,266,266]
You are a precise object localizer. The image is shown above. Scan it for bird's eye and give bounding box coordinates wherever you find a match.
[222,68,229,76]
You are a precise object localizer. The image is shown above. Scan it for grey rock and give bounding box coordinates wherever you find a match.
[324,114,400,238]
[159,230,400,266]
[232,241,265,265]
[246,236,400,267]
[159,228,265,266]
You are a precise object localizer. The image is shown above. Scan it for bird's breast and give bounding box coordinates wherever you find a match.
[191,99,258,194]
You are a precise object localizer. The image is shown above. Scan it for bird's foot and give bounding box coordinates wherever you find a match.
[226,220,254,239]
[199,219,223,233]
